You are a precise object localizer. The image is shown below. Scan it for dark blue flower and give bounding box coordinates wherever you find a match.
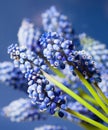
[80,33,108,72]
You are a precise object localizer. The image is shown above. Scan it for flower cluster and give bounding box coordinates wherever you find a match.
[42,6,73,40]
[0,61,28,92]
[70,50,101,83]
[18,18,41,53]
[8,44,67,116]
[40,32,75,69]
[80,33,108,72]
[80,33,108,92]
[42,6,81,50]
[40,32,101,83]
[34,125,67,130]
[2,98,46,122]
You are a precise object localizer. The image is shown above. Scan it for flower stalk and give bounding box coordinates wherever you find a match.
[74,69,108,114]
[79,91,98,106]
[79,122,104,130]
[42,70,108,123]
[65,108,108,130]
[94,83,108,105]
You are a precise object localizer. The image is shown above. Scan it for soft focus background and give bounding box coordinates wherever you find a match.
[0,0,108,130]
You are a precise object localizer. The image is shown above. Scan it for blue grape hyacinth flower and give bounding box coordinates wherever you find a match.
[80,33,108,72]
[2,98,46,122]
[8,44,67,116]
[40,32,75,69]
[42,6,81,50]
[40,32,101,84]
[0,61,28,93]
[18,18,41,53]
[42,6,74,40]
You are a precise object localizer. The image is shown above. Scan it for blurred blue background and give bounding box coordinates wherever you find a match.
[0,0,108,130]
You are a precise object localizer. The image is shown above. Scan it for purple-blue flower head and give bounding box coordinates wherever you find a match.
[40,32,75,69]
[2,98,46,122]
[40,32,101,83]
[80,33,108,72]
[42,6,81,50]
[42,6,74,40]
[69,50,101,83]
[18,18,41,53]
[8,44,67,116]
[0,61,28,93]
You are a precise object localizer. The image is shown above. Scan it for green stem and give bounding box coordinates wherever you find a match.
[74,69,108,114]
[49,66,65,78]
[55,110,103,130]
[79,91,98,106]
[94,83,108,105]
[66,108,108,130]
[49,61,108,111]
[42,70,108,123]
[79,122,103,130]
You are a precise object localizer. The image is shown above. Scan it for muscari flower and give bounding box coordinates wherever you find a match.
[16,9,94,95]
[8,44,67,116]
[42,6,81,49]
[42,6,73,39]
[18,18,41,53]
[40,32,101,83]
[80,33,108,93]
[17,19,82,93]
[79,33,108,72]
[40,32,75,69]
[0,61,28,93]
[34,125,67,130]
[2,98,46,122]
